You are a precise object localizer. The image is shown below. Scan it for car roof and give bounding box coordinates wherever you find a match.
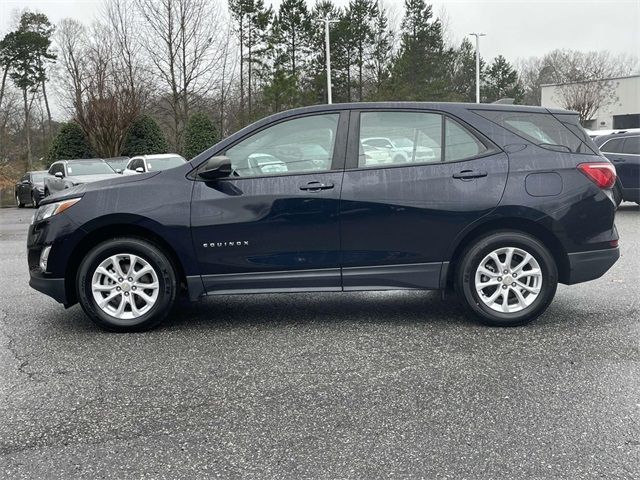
[136,154,185,160]
[266,101,575,116]
[593,131,640,145]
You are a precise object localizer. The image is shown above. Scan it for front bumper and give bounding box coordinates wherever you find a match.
[29,269,68,305]
[564,247,620,285]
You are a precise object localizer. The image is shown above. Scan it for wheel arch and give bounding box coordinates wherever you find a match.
[64,221,188,306]
[445,216,570,288]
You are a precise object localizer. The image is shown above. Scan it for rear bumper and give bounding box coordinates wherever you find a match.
[29,270,68,305]
[564,247,620,285]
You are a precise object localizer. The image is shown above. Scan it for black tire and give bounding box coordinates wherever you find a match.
[456,231,558,327]
[43,188,49,198]
[31,192,39,208]
[612,182,623,207]
[16,193,24,208]
[77,238,177,332]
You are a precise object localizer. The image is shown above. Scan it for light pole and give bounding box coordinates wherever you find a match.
[315,16,338,104]
[469,32,486,103]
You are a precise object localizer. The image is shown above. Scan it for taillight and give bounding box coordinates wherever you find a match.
[577,163,616,189]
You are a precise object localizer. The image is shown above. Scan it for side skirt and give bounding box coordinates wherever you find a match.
[188,262,445,298]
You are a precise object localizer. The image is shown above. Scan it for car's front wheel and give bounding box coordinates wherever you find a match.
[77,238,177,332]
[456,231,558,327]
[16,193,24,208]
[31,192,40,208]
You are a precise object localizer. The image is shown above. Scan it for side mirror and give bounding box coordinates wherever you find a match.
[54,172,64,178]
[135,167,144,173]
[115,168,122,174]
[22,179,30,184]
[198,156,232,180]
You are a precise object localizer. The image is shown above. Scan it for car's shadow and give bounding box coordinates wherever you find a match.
[617,202,639,212]
[163,290,474,331]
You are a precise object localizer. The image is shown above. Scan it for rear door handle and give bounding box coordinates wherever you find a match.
[612,158,625,163]
[452,170,488,180]
[300,181,334,192]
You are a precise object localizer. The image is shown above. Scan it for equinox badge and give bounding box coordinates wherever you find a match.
[203,241,249,248]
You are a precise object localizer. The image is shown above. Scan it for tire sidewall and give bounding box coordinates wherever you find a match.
[77,238,176,331]
[458,232,558,326]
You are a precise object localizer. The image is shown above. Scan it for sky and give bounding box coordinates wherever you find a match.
[2,0,638,64]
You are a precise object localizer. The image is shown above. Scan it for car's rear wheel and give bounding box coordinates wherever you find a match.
[31,192,39,208]
[77,238,177,332]
[16,193,24,208]
[456,231,558,327]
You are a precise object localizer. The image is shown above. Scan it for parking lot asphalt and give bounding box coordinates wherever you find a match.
[0,203,638,479]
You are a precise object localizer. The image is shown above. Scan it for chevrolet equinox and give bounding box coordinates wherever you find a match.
[28,103,620,331]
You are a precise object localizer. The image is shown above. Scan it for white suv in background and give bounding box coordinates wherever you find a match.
[123,154,187,175]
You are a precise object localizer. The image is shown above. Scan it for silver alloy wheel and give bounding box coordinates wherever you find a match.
[474,246,543,314]
[91,253,160,320]
[16,194,20,206]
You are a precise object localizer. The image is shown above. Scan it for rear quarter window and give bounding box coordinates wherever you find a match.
[474,110,596,154]
[600,138,625,153]
[622,136,640,154]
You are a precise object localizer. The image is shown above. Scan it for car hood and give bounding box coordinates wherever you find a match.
[68,173,122,183]
[42,171,161,204]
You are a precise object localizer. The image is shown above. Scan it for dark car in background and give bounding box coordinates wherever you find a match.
[594,132,640,205]
[104,156,130,174]
[44,159,121,196]
[15,170,47,208]
[28,102,619,332]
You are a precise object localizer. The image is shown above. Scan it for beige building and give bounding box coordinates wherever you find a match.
[541,74,640,130]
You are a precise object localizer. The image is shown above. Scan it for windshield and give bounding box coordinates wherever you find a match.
[106,159,129,169]
[66,161,114,176]
[146,156,186,171]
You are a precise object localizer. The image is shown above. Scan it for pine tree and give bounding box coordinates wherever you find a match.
[229,0,273,123]
[306,1,341,104]
[122,115,168,156]
[46,122,92,166]
[346,0,377,101]
[484,55,524,103]
[3,11,56,169]
[264,0,312,110]
[366,2,394,100]
[184,113,219,160]
[450,38,482,103]
[391,0,450,101]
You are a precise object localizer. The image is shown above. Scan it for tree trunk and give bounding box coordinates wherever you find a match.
[41,79,53,137]
[0,66,9,113]
[22,88,32,171]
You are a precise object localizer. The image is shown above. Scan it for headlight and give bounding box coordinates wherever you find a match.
[32,198,81,224]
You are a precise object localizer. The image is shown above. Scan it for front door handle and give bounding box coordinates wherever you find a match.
[452,170,488,180]
[612,158,625,163]
[300,181,334,192]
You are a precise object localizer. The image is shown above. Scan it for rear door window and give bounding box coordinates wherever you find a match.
[358,111,442,167]
[622,136,639,154]
[475,110,596,154]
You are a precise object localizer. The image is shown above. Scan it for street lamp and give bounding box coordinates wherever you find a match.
[315,16,338,104]
[468,32,486,103]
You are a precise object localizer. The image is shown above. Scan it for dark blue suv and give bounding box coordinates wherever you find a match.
[28,103,620,331]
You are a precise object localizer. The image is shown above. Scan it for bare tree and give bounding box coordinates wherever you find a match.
[135,0,226,153]
[55,19,145,156]
[518,50,638,119]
